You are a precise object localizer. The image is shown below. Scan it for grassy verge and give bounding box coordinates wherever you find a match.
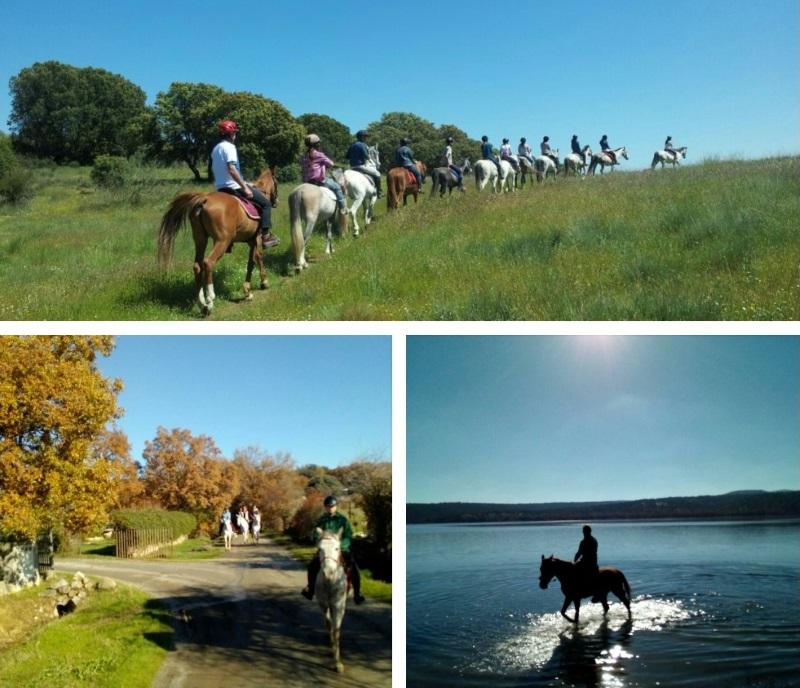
[270,533,392,605]
[0,580,172,688]
[0,157,797,319]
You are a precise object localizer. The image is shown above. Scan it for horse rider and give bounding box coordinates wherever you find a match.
[302,134,347,215]
[345,129,383,198]
[442,136,465,190]
[518,137,534,165]
[600,134,617,164]
[664,135,676,159]
[540,136,558,165]
[574,524,602,602]
[394,138,425,191]
[481,135,503,178]
[500,138,520,172]
[301,495,366,605]
[571,134,585,164]
[210,119,280,248]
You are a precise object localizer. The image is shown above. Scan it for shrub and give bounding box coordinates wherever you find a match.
[0,133,17,177]
[275,161,300,184]
[110,508,196,538]
[0,167,31,205]
[359,476,392,554]
[91,154,129,188]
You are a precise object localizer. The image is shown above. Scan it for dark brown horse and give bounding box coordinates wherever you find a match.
[157,168,278,316]
[539,554,632,623]
[430,159,471,197]
[386,161,427,210]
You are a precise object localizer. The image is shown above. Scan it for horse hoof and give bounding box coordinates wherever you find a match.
[259,281,269,290]
[336,663,344,674]
[244,292,253,302]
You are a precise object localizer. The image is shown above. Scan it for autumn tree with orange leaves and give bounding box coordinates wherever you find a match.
[89,427,146,508]
[232,446,306,531]
[0,336,123,540]
[142,426,239,529]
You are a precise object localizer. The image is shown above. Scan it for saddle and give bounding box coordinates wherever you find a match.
[235,196,261,220]
[402,168,417,185]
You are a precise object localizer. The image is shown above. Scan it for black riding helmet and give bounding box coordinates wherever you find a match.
[502,138,509,144]
[324,495,338,508]
[446,136,454,143]
[356,130,368,141]
[481,135,488,142]
[520,137,527,143]
[400,138,409,146]
[543,136,549,142]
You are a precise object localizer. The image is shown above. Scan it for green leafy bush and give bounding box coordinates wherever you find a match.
[0,167,32,204]
[91,155,128,188]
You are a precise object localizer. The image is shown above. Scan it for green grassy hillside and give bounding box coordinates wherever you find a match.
[0,157,797,320]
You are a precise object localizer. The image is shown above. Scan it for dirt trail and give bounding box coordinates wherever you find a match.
[57,537,391,687]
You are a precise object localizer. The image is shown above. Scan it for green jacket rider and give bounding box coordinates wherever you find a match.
[301,495,365,604]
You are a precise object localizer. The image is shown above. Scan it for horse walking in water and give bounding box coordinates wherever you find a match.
[157,168,278,317]
[288,169,349,273]
[538,554,632,623]
[430,159,471,197]
[315,532,348,673]
[564,146,592,176]
[344,145,380,235]
[651,146,687,169]
[387,161,427,210]
[588,147,629,175]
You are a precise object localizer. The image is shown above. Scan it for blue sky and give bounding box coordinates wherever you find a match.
[1,0,797,170]
[407,336,800,503]
[95,336,391,468]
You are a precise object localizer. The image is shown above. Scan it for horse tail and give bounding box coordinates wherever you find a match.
[387,171,401,210]
[288,187,304,263]
[621,572,631,601]
[651,152,659,169]
[431,171,439,196]
[158,192,206,269]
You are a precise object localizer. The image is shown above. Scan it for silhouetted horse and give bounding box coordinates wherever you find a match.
[539,554,632,623]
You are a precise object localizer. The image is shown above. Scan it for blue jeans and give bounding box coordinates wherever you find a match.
[319,178,345,209]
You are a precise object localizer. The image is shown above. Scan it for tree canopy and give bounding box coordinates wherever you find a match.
[296,113,352,162]
[8,61,148,164]
[0,336,123,539]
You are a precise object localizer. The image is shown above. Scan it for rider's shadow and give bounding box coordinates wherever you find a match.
[521,618,634,688]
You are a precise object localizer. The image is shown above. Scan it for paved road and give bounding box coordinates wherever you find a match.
[57,537,391,687]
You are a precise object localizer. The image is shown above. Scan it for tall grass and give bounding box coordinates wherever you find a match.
[0,157,797,319]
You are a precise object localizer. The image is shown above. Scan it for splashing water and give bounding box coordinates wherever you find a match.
[466,596,697,676]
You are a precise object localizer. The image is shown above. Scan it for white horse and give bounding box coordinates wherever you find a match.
[343,145,380,236]
[474,159,500,192]
[499,159,517,192]
[315,531,348,674]
[251,512,261,543]
[564,146,592,176]
[237,512,250,545]
[535,150,560,182]
[288,170,348,273]
[588,147,628,175]
[651,146,687,169]
[222,517,233,551]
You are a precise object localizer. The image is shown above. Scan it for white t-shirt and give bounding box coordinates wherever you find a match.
[211,140,241,190]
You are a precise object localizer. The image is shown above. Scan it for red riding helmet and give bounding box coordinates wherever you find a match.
[218,120,239,135]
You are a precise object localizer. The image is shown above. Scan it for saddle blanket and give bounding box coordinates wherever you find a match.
[403,168,417,185]
[235,196,261,220]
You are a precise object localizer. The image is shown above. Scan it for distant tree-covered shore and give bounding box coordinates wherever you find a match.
[407,491,800,524]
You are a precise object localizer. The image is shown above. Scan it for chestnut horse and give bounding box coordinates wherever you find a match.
[157,168,278,316]
[386,161,427,210]
[538,554,632,623]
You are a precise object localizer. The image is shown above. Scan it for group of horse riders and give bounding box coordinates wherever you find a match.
[212,120,681,241]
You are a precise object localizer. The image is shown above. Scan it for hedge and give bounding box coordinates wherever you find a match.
[110,509,196,538]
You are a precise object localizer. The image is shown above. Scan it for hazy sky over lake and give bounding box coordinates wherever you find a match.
[407,336,799,503]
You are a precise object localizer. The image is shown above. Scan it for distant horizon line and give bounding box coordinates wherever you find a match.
[408,488,799,506]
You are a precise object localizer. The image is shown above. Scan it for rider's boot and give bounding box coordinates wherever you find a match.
[261,229,280,249]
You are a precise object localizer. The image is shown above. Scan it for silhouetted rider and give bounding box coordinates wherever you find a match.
[574,524,601,602]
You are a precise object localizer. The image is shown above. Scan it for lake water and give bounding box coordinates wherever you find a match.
[407,520,800,687]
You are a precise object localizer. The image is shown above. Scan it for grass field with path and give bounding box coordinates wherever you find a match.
[1,156,796,320]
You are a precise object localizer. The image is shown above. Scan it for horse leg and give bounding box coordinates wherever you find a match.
[349,194,362,236]
[243,242,256,301]
[200,240,229,315]
[560,597,577,623]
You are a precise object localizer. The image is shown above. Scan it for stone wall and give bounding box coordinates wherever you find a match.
[0,541,40,595]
